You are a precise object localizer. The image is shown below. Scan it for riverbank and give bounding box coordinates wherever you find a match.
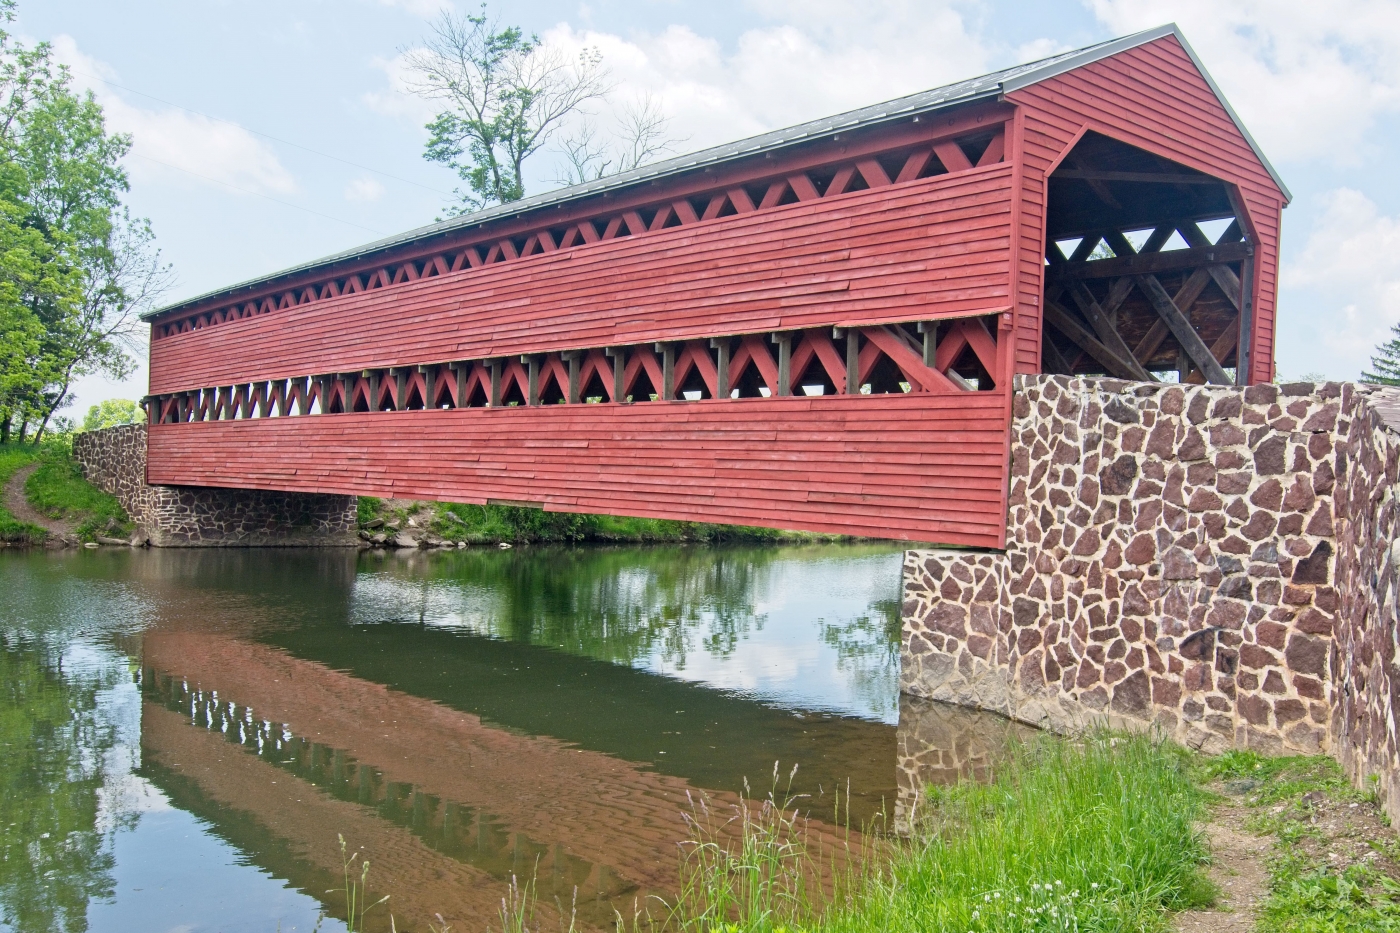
[462,733,1399,933]
[0,441,133,546]
[355,496,852,547]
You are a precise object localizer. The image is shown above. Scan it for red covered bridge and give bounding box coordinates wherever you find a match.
[141,24,1286,548]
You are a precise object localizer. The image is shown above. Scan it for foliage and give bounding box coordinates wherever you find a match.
[0,439,129,542]
[817,734,1214,933]
[1258,855,1400,933]
[405,4,608,213]
[359,497,805,545]
[0,1,171,444]
[1364,321,1400,386]
[80,398,142,431]
[405,4,678,215]
[644,733,1214,933]
[0,441,43,541]
[24,452,129,539]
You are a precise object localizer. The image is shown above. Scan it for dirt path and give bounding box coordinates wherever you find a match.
[3,462,75,536]
[1175,806,1271,932]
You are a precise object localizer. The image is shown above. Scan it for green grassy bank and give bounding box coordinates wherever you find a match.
[0,440,131,544]
[357,496,842,545]
[666,733,1215,933]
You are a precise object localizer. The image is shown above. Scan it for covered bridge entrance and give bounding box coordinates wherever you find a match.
[140,24,1286,547]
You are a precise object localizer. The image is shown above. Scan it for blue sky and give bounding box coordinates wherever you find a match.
[19,0,1400,415]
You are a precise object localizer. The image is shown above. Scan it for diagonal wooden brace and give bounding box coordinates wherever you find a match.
[1135,274,1232,385]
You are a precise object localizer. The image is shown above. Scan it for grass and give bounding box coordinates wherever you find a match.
[658,732,1215,933]
[358,496,824,545]
[0,444,48,543]
[1203,750,1400,932]
[0,439,132,543]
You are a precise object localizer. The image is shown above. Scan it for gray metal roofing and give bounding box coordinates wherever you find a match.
[148,23,1286,320]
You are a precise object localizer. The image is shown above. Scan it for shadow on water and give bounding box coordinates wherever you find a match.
[0,544,1032,932]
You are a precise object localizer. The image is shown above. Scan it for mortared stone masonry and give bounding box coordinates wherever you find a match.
[73,423,357,547]
[902,375,1400,823]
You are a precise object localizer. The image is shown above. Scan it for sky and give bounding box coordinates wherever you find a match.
[18,0,1400,418]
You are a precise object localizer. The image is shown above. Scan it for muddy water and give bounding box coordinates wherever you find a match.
[0,544,1024,933]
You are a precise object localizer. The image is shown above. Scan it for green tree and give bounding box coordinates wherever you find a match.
[80,398,142,431]
[0,1,170,444]
[1363,322,1400,386]
[404,5,608,213]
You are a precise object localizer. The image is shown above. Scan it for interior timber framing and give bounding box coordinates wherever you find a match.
[1039,134,1256,386]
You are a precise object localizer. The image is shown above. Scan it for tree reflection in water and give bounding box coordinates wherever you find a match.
[0,636,124,933]
[351,543,903,717]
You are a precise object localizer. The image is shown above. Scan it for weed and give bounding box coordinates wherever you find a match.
[1203,749,1400,932]
[1258,853,1400,932]
[327,834,389,933]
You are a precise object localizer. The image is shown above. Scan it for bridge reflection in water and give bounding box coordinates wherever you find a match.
[101,545,1028,931]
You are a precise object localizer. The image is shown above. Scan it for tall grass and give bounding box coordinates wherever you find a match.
[672,733,1215,933]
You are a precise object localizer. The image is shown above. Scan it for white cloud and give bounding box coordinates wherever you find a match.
[51,35,297,196]
[1283,188,1400,376]
[1086,1,1400,166]
[344,175,387,202]
[534,1,999,165]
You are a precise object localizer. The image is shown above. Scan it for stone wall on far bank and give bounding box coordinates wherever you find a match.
[902,375,1400,824]
[73,424,357,547]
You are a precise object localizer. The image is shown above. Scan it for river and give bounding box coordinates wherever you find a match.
[0,543,1025,932]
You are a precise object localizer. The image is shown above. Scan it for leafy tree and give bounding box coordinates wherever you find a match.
[404,5,609,213]
[1362,322,1400,386]
[80,398,142,431]
[0,1,171,444]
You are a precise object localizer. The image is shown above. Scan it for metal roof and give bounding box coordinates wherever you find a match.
[147,23,1286,321]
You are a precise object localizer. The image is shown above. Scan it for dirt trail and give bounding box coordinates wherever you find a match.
[1175,808,1271,933]
[3,462,74,536]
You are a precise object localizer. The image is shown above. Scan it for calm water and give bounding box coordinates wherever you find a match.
[0,543,1022,933]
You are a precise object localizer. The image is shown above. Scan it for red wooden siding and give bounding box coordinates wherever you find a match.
[148,166,1014,395]
[145,393,1011,547]
[1006,35,1285,383]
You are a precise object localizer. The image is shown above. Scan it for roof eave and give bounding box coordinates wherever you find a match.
[141,87,1005,322]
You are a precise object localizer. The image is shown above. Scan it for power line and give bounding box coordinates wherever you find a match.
[71,69,452,196]
[128,152,386,235]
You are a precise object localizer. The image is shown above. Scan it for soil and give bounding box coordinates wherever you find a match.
[1176,775,1399,932]
[3,462,75,540]
[1175,799,1271,933]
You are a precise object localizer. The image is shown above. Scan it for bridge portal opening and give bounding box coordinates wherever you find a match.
[1041,132,1252,385]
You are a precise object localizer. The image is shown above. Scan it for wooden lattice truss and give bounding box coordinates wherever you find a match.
[150,315,1006,423]
[150,124,1007,341]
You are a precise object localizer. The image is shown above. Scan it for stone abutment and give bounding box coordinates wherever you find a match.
[902,375,1400,823]
[73,424,357,547]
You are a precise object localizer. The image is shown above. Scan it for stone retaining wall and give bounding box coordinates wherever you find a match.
[73,424,358,547]
[902,375,1400,822]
